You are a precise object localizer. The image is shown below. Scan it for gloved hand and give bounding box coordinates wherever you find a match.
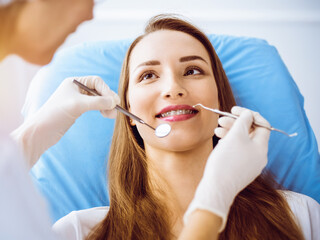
[11,76,120,169]
[184,106,270,232]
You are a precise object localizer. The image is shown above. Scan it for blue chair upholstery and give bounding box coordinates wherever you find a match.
[22,35,320,222]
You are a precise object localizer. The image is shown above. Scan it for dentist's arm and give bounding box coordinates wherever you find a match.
[11,76,120,169]
[179,210,222,240]
[179,107,270,240]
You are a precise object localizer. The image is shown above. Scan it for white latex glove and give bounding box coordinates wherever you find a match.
[11,76,120,169]
[184,106,270,232]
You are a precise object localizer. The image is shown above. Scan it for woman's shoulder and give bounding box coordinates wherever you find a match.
[52,206,109,240]
[280,190,320,240]
[281,190,320,213]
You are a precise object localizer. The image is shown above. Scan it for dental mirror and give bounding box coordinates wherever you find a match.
[155,123,172,138]
[73,79,171,138]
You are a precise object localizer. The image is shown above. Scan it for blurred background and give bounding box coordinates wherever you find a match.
[0,0,319,148]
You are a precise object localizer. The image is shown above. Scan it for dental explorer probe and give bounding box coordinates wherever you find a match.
[193,103,297,138]
[73,79,171,138]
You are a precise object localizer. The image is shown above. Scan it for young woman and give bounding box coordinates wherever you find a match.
[48,15,319,239]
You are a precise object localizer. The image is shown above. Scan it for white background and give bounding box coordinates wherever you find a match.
[0,0,319,149]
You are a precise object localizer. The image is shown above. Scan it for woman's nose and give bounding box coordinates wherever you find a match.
[161,78,187,99]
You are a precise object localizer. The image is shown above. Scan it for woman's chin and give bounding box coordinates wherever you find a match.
[153,133,212,153]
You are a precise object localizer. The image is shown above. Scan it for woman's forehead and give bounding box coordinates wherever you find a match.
[129,30,211,70]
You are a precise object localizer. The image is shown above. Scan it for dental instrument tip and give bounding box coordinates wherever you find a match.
[289,133,298,137]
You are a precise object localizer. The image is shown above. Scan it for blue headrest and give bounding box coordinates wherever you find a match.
[23,35,320,222]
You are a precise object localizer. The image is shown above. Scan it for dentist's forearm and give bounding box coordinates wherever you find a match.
[179,210,221,240]
[11,108,75,170]
[11,117,52,170]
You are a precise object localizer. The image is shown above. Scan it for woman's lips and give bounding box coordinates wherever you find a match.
[155,105,199,122]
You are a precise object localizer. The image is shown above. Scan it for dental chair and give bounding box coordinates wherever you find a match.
[22,35,320,222]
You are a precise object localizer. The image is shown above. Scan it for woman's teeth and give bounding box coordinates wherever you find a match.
[159,109,197,118]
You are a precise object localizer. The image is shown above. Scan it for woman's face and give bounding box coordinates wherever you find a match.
[127,30,219,152]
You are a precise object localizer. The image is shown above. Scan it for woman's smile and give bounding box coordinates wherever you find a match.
[155,104,199,122]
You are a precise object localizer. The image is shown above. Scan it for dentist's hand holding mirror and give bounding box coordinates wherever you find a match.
[12,75,172,169]
[12,76,120,168]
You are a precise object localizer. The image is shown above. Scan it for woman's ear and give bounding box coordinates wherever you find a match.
[127,101,135,126]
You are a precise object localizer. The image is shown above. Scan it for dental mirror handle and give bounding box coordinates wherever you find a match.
[73,79,156,131]
[114,106,155,130]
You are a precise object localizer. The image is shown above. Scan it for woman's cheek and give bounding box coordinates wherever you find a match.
[128,88,152,120]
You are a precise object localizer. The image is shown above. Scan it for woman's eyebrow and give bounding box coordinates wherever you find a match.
[133,60,160,73]
[135,60,160,69]
[180,55,208,64]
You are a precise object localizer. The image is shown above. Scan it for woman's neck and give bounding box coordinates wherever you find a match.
[146,139,213,217]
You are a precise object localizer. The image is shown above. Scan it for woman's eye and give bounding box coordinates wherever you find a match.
[140,72,157,81]
[184,67,202,76]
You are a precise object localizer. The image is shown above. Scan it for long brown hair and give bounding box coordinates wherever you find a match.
[87,15,304,240]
